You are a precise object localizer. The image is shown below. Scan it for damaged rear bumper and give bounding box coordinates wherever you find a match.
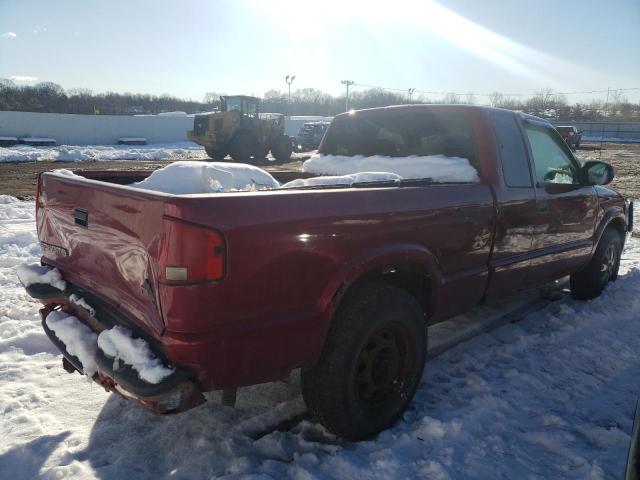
[29,282,205,414]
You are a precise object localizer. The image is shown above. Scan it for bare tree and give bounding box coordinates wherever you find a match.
[443,92,460,104]
[488,91,504,107]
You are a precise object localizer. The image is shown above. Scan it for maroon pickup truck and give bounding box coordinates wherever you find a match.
[24,105,631,440]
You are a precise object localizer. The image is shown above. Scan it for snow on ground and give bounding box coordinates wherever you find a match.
[303,153,480,183]
[1,196,640,479]
[0,142,209,163]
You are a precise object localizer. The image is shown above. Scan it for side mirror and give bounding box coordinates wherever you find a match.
[583,160,614,185]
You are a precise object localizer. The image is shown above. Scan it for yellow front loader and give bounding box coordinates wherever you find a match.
[188,95,293,163]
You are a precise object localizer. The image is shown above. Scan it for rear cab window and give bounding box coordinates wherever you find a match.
[320,110,477,168]
[489,110,532,188]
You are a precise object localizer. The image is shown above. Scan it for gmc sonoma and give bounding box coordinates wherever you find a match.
[22,105,632,440]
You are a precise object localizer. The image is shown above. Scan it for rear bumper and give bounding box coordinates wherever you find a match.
[30,283,205,414]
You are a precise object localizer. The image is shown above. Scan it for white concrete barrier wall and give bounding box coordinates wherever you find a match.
[0,111,335,146]
[0,111,194,145]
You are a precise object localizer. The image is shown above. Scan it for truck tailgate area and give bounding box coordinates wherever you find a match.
[37,174,167,336]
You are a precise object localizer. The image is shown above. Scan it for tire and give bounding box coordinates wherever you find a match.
[301,282,427,440]
[570,228,622,300]
[270,135,293,162]
[251,144,270,165]
[229,132,256,163]
[204,147,227,161]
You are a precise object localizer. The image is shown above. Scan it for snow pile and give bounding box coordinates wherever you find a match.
[51,168,79,178]
[282,171,402,188]
[0,141,208,163]
[45,310,98,377]
[303,153,480,183]
[16,263,66,291]
[97,325,174,384]
[130,161,279,194]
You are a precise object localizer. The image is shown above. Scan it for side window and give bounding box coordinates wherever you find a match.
[489,111,532,187]
[524,124,579,185]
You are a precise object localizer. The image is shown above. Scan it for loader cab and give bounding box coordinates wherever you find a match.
[220,95,260,118]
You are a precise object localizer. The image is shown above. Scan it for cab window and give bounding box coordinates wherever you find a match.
[524,124,579,185]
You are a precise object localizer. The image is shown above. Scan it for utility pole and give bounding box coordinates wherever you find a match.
[285,74,295,117]
[407,88,415,104]
[598,87,610,161]
[341,80,355,111]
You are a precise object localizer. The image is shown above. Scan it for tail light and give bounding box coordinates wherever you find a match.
[159,217,225,284]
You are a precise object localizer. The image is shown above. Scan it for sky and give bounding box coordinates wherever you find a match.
[0,0,639,104]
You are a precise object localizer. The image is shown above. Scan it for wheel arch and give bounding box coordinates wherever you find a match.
[319,243,443,322]
[595,207,627,247]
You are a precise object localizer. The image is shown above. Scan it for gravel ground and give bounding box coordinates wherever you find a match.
[574,142,640,199]
[0,142,637,199]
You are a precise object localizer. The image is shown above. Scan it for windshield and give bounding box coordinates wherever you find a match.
[226,97,242,112]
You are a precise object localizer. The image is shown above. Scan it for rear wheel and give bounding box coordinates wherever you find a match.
[270,135,293,162]
[204,147,227,161]
[229,132,257,163]
[301,282,427,440]
[570,228,622,300]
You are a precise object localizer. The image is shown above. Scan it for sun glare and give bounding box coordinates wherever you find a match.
[256,0,606,86]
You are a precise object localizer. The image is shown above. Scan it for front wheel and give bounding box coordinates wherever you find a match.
[570,228,622,300]
[301,282,427,440]
[229,132,257,163]
[270,135,293,162]
[204,147,227,161]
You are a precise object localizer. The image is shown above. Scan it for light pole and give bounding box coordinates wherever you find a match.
[408,88,415,103]
[285,74,295,117]
[341,80,355,111]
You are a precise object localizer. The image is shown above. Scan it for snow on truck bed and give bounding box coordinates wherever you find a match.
[130,161,280,194]
[85,153,479,195]
[303,153,480,183]
[2,194,640,479]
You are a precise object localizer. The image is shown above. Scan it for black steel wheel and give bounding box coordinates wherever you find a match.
[301,282,426,440]
[571,228,622,300]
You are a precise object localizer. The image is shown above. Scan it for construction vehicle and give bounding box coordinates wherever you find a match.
[188,95,293,163]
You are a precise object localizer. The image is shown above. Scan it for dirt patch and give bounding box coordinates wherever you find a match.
[574,142,640,199]
[0,142,638,199]
[0,157,306,199]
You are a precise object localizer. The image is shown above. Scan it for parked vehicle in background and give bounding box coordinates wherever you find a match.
[24,105,631,440]
[556,125,582,149]
[188,95,294,163]
[297,121,331,151]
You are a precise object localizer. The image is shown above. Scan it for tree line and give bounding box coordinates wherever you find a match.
[1,78,639,122]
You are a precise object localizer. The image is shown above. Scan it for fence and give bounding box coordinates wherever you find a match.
[552,121,640,142]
